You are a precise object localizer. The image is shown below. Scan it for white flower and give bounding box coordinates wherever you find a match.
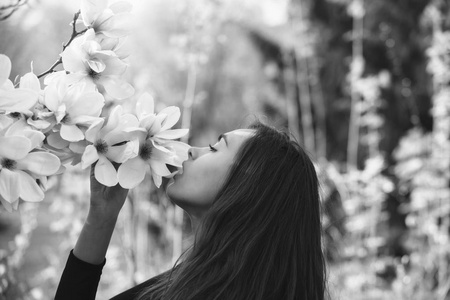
[0,54,39,114]
[96,34,131,60]
[117,93,189,188]
[26,102,57,133]
[0,119,60,212]
[43,81,105,146]
[81,0,133,38]
[61,29,134,100]
[81,105,141,186]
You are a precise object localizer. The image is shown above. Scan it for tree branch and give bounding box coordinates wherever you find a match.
[37,11,87,79]
[0,0,29,21]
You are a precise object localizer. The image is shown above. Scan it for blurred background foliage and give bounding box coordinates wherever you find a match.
[0,0,449,299]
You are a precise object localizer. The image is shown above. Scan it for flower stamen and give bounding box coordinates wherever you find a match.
[1,158,17,170]
[139,141,153,161]
[9,112,21,118]
[95,139,108,154]
[61,114,71,124]
[88,68,101,80]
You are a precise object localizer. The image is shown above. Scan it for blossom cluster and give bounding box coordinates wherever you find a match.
[0,0,189,212]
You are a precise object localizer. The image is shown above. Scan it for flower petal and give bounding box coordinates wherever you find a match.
[81,0,108,26]
[20,72,40,92]
[23,129,45,149]
[136,92,154,118]
[117,157,146,189]
[5,119,45,149]
[16,170,44,202]
[162,140,190,166]
[61,37,88,73]
[87,58,106,73]
[69,140,88,154]
[0,89,38,113]
[43,84,60,112]
[154,129,189,140]
[69,92,105,118]
[151,172,162,188]
[0,114,13,130]
[60,124,85,142]
[81,144,99,169]
[100,76,134,100]
[101,56,127,76]
[110,1,133,14]
[106,140,139,163]
[150,160,171,177]
[46,132,70,149]
[0,168,20,202]
[27,118,52,130]
[0,136,31,160]
[0,195,18,212]
[98,13,132,38]
[100,105,122,134]
[85,118,104,143]
[16,152,61,176]
[152,141,172,154]
[159,106,181,131]
[103,116,139,145]
[120,113,140,128]
[71,115,103,126]
[0,54,12,87]
[95,155,118,186]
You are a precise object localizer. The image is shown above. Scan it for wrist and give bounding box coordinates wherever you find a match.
[86,208,119,229]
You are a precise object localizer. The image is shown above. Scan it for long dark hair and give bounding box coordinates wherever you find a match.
[139,122,327,300]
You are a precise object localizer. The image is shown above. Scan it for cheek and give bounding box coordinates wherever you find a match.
[170,171,222,203]
[167,160,229,206]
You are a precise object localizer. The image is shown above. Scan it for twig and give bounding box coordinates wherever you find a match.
[0,0,28,10]
[0,6,19,21]
[37,11,87,79]
[0,0,28,21]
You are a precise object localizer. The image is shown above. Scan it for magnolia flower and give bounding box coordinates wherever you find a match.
[0,120,60,212]
[80,0,133,38]
[43,81,105,147]
[0,54,39,114]
[117,93,189,188]
[81,105,140,186]
[61,29,134,100]
[43,143,83,171]
[3,118,46,151]
[96,34,131,60]
[26,102,57,133]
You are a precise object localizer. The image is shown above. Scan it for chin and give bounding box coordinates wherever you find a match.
[166,181,177,200]
[166,182,184,205]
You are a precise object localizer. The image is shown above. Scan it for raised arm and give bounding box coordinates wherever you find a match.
[55,165,128,299]
[74,166,129,264]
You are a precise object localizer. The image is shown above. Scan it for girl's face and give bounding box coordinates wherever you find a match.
[166,129,254,218]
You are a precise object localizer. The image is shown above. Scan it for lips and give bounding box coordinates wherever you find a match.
[176,164,184,176]
[176,161,188,176]
[169,164,184,179]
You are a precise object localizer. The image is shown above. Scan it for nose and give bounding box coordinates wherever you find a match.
[188,146,209,160]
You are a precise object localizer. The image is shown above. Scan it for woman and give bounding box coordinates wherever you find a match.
[55,121,327,300]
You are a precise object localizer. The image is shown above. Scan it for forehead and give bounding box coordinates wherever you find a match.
[224,129,255,147]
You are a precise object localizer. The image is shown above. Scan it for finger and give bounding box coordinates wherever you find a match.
[90,164,95,177]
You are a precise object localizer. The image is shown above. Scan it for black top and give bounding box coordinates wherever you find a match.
[55,250,166,300]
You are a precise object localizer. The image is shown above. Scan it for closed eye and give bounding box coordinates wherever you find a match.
[209,144,218,152]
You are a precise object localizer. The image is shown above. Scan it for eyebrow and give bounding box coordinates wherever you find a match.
[218,134,228,147]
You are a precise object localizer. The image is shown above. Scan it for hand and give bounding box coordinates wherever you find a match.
[88,163,129,221]
[72,163,129,265]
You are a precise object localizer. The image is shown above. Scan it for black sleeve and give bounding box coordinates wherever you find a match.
[55,250,106,300]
